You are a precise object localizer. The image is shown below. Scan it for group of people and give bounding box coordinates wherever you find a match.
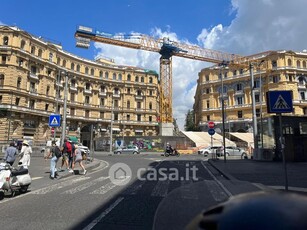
[3,140,32,168]
[45,138,86,180]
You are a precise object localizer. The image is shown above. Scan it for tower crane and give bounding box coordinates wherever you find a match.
[74,25,246,135]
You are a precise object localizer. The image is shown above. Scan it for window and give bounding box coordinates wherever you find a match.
[149,116,152,122]
[85,96,90,104]
[303,61,307,68]
[70,108,75,116]
[85,67,89,74]
[71,93,75,102]
[77,64,80,72]
[233,70,237,76]
[57,57,61,65]
[297,60,301,68]
[127,100,130,109]
[135,76,139,82]
[141,77,144,82]
[255,94,260,103]
[49,53,53,62]
[38,49,42,58]
[137,114,141,122]
[62,60,66,67]
[254,80,260,88]
[90,68,94,76]
[20,40,25,50]
[114,100,119,108]
[127,114,130,121]
[205,75,210,81]
[113,73,116,80]
[71,79,76,88]
[16,98,20,106]
[2,55,7,64]
[100,85,105,92]
[71,63,75,70]
[127,88,131,94]
[100,98,105,106]
[206,115,210,121]
[240,69,244,74]
[206,88,210,94]
[149,90,153,96]
[273,76,279,83]
[127,74,131,81]
[236,83,243,91]
[105,72,109,79]
[236,96,243,105]
[137,90,142,96]
[287,59,292,66]
[114,113,119,121]
[100,112,104,119]
[45,103,49,111]
[0,74,4,86]
[301,92,306,100]
[18,58,23,67]
[149,77,153,83]
[17,77,21,89]
[85,82,91,90]
[31,46,35,54]
[85,110,89,118]
[99,71,103,78]
[256,109,260,117]
[29,99,35,109]
[114,88,120,96]
[118,74,122,80]
[272,60,277,68]
[57,105,61,113]
[206,100,210,108]
[3,36,8,45]
[137,102,141,109]
[238,110,243,118]
[149,102,153,110]
[46,85,50,96]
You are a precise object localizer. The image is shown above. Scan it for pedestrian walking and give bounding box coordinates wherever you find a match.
[3,142,18,166]
[60,138,73,172]
[71,144,86,175]
[19,140,32,169]
[45,140,61,179]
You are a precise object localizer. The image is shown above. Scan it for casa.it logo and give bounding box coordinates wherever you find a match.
[109,163,132,186]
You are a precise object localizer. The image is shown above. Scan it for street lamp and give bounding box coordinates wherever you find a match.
[60,72,68,147]
[219,61,228,163]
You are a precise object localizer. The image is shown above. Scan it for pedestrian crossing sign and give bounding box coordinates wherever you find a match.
[266,91,293,113]
[49,114,61,127]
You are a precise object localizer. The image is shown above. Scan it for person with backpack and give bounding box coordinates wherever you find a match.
[45,140,61,179]
[60,138,73,173]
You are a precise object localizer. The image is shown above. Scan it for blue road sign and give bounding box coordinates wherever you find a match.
[267,91,293,113]
[49,114,61,127]
[208,128,215,136]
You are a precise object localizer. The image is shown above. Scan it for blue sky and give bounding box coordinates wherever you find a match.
[2,0,307,130]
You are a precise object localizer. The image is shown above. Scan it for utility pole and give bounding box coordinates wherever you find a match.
[250,63,258,156]
[60,72,68,147]
[109,99,114,155]
[54,69,61,140]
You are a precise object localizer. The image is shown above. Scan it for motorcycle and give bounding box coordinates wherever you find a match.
[0,162,31,199]
[164,148,180,157]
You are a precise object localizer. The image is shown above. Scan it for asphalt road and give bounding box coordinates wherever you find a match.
[0,153,258,230]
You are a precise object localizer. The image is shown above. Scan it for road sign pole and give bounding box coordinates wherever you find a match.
[279,113,288,191]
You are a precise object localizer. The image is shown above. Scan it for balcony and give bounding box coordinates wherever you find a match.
[99,91,107,96]
[70,85,78,92]
[113,93,120,98]
[84,88,92,94]
[28,72,39,80]
[29,88,38,95]
[135,95,143,100]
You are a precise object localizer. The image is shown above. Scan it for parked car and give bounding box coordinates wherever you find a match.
[217,146,248,158]
[114,146,140,155]
[41,140,90,157]
[198,146,221,156]
[72,142,90,156]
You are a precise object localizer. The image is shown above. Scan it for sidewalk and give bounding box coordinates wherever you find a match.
[208,158,307,192]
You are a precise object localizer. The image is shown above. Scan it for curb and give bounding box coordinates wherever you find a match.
[207,159,239,181]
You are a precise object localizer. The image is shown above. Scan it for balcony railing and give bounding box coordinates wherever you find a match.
[29,72,39,80]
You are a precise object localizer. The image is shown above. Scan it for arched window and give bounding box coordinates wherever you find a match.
[297,60,301,68]
[135,76,139,82]
[76,64,80,72]
[137,90,142,96]
[20,40,26,50]
[141,77,144,82]
[17,77,21,89]
[99,71,103,78]
[127,100,130,109]
[90,68,94,76]
[105,72,109,79]
[303,61,307,68]
[149,77,153,83]
[46,85,50,96]
[3,36,8,45]
[287,59,292,66]
[57,57,61,65]
[85,67,89,74]
[85,82,91,90]
[71,63,75,70]
[149,102,153,110]
[127,74,131,81]
[113,73,116,80]
[100,85,105,92]
[31,46,35,54]
[62,60,66,67]
[38,49,43,58]
[118,74,122,80]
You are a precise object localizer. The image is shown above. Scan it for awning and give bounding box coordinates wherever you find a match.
[112,128,120,131]
[67,136,78,142]
[135,130,143,132]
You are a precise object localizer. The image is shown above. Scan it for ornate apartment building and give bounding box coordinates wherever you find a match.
[0,25,160,145]
[194,50,307,133]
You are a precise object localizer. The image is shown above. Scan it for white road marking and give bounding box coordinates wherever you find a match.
[83,197,124,230]
[201,161,232,198]
[151,180,170,197]
[180,179,198,200]
[31,177,43,180]
[205,180,229,201]
[32,177,90,194]
[90,182,117,195]
[62,177,109,194]
[122,179,146,195]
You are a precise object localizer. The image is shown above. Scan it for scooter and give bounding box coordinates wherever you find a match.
[0,162,31,199]
[164,149,180,157]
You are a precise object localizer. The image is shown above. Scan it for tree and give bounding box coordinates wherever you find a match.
[185,110,197,131]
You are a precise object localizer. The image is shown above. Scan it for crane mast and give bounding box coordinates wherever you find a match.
[74,25,242,135]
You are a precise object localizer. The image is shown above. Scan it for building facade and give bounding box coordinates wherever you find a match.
[0,26,160,146]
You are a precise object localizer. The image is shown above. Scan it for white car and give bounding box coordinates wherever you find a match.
[217,146,247,158]
[71,142,90,156]
[198,146,221,156]
[114,146,140,154]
